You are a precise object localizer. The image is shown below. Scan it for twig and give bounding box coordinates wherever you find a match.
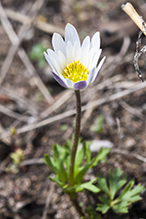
[108,81,139,89]
[81,95,95,131]
[0,104,33,122]
[111,148,146,163]
[41,183,55,219]
[20,158,44,167]
[0,108,76,139]
[115,118,121,148]
[0,156,11,175]
[1,80,146,139]
[120,100,145,120]
[118,36,131,57]
[40,90,72,119]
[4,8,64,36]
[0,87,39,116]
[18,48,54,104]
[121,2,146,35]
[82,80,146,111]
[0,3,54,105]
[133,18,146,82]
[122,2,146,81]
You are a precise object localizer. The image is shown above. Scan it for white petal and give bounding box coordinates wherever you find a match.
[92,56,106,82]
[50,56,63,74]
[73,41,81,61]
[66,41,73,63]
[58,50,67,70]
[82,35,90,52]
[52,33,66,55]
[90,49,102,69]
[87,67,96,85]
[91,32,100,52]
[80,47,90,68]
[66,78,74,89]
[87,48,95,71]
[57,72,69,87]
[47,49,63,72]
[44,52,57,74]
[47,49,59,62]
[65,23,80,46]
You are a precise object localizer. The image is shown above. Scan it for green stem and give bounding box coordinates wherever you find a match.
[69,90,81,187]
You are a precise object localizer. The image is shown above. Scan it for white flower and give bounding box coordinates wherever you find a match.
[44,23,105,90]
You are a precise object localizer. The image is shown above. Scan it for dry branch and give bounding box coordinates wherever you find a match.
[41,183,55,219]
[111,148,146,163]
[121,2,146,35]
[1,80,146,139]
[0,1,54,105]
[4,8,64,36]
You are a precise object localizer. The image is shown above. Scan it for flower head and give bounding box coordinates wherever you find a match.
[44,23,105,90]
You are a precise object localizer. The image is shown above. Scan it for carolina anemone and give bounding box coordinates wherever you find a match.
[44,23,105,90]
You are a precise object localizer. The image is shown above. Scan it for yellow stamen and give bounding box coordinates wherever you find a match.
[62,60,89,83]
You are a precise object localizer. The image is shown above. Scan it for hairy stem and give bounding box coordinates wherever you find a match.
[68,90,84,217]
[69,90,81,187]
[69,193,85,217]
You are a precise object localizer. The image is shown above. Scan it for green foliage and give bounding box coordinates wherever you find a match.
[30,43,47,67]
[44,140,110,194]
[91,115,104,133]
[85,206,101,219]
[96,167,145,214]
[60,124,68,131]
[10,148,25,165]
[5,148,25,174]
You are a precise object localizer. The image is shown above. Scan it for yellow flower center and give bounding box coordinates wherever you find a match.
[62,60,89,83]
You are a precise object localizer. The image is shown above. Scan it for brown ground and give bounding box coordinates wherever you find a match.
[0,0,146,219]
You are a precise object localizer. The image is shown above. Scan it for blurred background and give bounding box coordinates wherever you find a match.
[0,0,146,218]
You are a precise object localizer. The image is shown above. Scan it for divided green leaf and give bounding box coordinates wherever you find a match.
[96,168,145,214]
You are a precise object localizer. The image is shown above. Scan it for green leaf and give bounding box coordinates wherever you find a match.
[112,201,129,213]
[119,181,144,202]
[91,147,111,167]
[68,179,100,193]
[96,203,110,214]
[96,167,145,215]
[52,144,60,168]
[60,124,68,131]
[63,153,70,177]
[30,43,46,59]
[112,181,144,214]
[91,115,104,133]
[58,159,68,184]
[74,156,96,184]
[74,163,91,184]
[53,144,66,159]
[29,43,47,68]
[49,175,63,187]
[99,195,110,205]
[65,138,73,148]
[84,141,92,164]
[85,206,99,219]
[97,175,109,196]
[118,180,135,199]
[38,58,46,68]
[44,154,57,173]
[77,179,100,193]
[109,168,127,200]
[75,143,85,168]
[128,183,145,198]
